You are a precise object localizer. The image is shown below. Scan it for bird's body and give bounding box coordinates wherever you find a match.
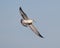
[21,19,33,27]
[19,7,44,38]
[22,19,33,24]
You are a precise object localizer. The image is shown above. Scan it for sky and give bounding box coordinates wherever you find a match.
[0,0,60,48]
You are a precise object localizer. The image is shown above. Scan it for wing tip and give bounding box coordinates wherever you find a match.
[19,7,22,11]
[38,34,44,38]
[19,7,25,15]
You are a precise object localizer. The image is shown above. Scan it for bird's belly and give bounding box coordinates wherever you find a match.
[22,19,33,24]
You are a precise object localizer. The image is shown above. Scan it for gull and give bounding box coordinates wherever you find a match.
[19,7,44,38]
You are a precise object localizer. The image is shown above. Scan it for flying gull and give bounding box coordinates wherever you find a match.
[19,7,44,38]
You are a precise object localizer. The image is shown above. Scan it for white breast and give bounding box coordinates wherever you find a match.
[22,19,33,24]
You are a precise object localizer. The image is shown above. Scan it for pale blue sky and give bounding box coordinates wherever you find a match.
[0,0,60,48]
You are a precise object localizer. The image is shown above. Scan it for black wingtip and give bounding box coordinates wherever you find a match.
[38,34,44,38]
[19,7,24,14]
[19,7,22,11]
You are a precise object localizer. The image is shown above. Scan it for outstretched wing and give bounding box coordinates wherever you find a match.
[29,24,44,38]
[19,7,29,20]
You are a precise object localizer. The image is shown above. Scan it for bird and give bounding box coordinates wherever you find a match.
[19,7,44,38]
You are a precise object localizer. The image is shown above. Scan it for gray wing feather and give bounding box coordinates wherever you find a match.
[29,24,44,38]
[19,7,29,20]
